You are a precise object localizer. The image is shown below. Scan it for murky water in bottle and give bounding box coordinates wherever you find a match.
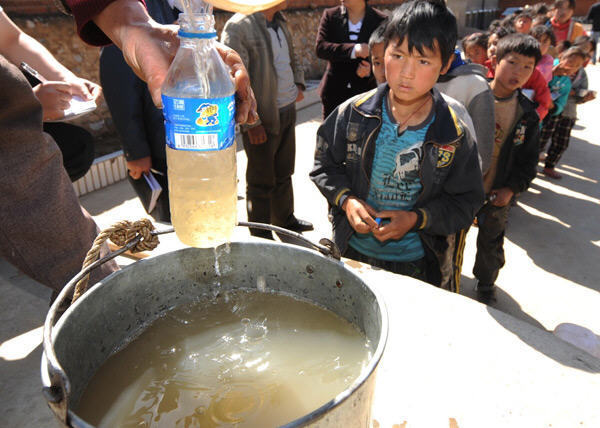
[167,144,237,248]
[75,290,371,427]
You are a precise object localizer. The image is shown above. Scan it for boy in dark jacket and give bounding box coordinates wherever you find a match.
[310,0,484,289]
[474,34,541,304]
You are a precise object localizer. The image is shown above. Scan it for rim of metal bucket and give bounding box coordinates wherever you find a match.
[42,223,388,427]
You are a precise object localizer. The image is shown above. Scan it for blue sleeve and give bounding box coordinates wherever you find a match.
[553,77,572,116]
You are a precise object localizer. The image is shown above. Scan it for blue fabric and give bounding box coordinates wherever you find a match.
[448,48,466,72]
[349,99,433,262]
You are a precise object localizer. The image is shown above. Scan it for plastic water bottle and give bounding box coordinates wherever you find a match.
[161,8,237,247]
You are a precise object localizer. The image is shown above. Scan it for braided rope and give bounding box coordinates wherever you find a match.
[71,219,159,304]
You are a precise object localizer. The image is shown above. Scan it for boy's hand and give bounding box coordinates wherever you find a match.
[356,60,372,78]
[490,187,514,207]
[582,91,596,103]
[371,210,417,242]
[342,196,378,234]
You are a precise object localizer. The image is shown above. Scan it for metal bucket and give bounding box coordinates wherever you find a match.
[42,241,388,427]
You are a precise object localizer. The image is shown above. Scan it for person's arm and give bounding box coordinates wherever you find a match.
[82,0,256,123]
[415,130,485,236]
[0,9,97,103]
[99,45,152,178]
[553,79,572,115]
[505,116,540,195]
[310,105,356,209]
[524,68,551,120]
[220,18,265,144]
[315,10,358,62]
[467,88,496,174]
[0,10,73,82]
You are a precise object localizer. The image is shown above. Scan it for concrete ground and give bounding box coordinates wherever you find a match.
[1,67,600,427]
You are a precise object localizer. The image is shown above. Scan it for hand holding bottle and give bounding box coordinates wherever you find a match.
[94,0,257,124]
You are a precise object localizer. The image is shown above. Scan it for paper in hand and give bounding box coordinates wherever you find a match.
[62,96,97,121]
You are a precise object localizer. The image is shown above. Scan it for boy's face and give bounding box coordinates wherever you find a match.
[514,16,533,34]
[465,44,488,65]
[384,37,450,104]
[561,55,585,75]
[493,52,536,94]
[370,42,386,84]
[487,33,499,60]
[553,2,574,24]
[536,35,552,56]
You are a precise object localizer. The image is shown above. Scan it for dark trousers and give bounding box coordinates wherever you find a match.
[473,201,512,286]
[344,245,427,282]
[43,122,95,182]
[242,104,296,235]
[540,114,576,169]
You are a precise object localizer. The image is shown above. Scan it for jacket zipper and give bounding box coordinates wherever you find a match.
[350,103,381,189]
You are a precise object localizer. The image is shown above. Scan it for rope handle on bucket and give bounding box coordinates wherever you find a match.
[71,219,160,304]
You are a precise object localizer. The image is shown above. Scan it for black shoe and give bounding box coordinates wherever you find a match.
[476,283,497,305]
[284,216,314,232]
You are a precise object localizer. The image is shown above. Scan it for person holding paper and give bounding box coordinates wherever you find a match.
[0,6,118,300]
[0,8,99,181]
[0,9,100,121]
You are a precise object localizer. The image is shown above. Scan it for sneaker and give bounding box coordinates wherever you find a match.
[543,167,562,179]
[476,283,497,305]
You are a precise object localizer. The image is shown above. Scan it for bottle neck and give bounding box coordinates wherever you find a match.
[178,12,216,47]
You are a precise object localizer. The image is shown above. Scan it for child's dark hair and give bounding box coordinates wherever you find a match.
[488,19,501,31]
[573,35,593,51]
[530,25,556,46]
[384,0,457,68]
[369,19,388,51]
[557,39,572,53]
[495,33,542,64]
[553,0,576,10]
[490,25,515,41]
[462,32,488,52]
[560,46,589,61]
[530,2,550,15]
[514,11,533,21]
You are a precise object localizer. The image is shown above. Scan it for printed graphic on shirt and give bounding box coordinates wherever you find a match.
[436,144,456,168]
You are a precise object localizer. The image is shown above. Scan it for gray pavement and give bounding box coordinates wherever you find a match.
[1,67,600,427]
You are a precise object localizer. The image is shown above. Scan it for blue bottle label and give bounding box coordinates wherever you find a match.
[162,95,235,151]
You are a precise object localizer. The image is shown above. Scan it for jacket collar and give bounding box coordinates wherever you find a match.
[352,84,464,144]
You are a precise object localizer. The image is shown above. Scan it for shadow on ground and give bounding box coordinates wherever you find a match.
[460,275,600,373]
[505,135,600,293]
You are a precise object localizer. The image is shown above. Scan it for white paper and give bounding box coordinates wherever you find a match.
[144,172,163,213]
[62,96,97,121]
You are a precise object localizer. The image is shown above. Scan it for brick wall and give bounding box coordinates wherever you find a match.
[497,0,595,17]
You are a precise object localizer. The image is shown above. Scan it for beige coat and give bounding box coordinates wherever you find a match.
[221,11,305,134]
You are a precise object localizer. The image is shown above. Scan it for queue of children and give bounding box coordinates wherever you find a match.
[310,0,596,304]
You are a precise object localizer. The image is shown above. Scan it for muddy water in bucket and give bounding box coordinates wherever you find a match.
[75,289,371,427]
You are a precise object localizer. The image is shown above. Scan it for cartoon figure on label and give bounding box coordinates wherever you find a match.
[195,103,219,126]
[394,147,422,180]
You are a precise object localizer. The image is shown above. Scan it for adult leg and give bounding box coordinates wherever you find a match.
[0,56,117,295]
[271,105,296,227]
[473,202,511,287]
[242,128,276,238]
